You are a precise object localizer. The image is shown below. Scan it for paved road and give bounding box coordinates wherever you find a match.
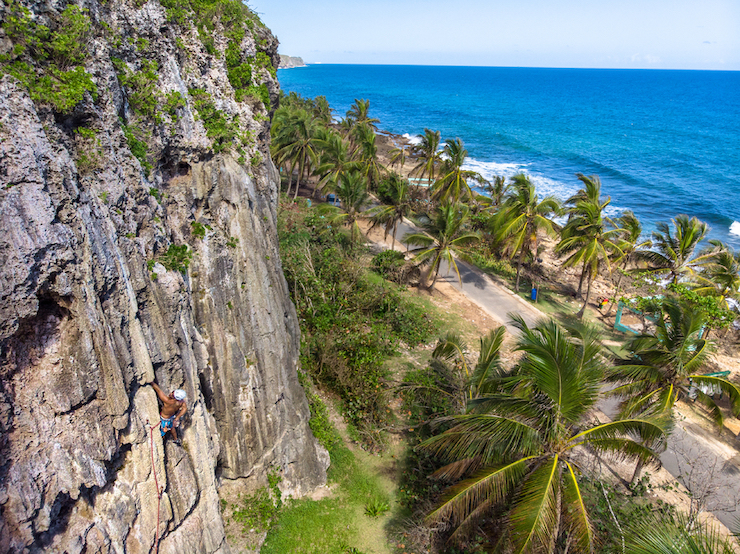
[391,219,541,336]
[375,217,740,529]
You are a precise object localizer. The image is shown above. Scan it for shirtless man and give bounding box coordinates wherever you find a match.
[149,382,187,444]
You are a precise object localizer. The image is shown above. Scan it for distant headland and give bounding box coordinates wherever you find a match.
[279,54,306,68]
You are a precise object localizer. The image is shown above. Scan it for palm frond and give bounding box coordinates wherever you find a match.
[569,417,667,445]
[509,456,560,554]
[426,457,533,526]
[689,374,740,416]
[561,461,594,553]
[419,413,543,464]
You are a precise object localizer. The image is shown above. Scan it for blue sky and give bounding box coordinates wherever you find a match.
[248,0,740,70]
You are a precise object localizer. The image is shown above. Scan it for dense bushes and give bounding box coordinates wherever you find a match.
[279,198,436,437]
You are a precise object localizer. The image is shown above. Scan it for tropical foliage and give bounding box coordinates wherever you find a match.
[404,203,481,290]
[421,316,666,552]
[607,297,740,427]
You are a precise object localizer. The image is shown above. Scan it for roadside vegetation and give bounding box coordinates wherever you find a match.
[266,91,740,553]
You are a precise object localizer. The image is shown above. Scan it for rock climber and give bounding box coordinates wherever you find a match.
[148,381,187,445]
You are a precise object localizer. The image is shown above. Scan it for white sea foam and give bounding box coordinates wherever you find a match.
[464,157,631,221]
[730,221,740,237]
[402,133,423,146]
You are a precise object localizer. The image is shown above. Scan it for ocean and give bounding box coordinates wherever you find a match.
[277,65,740,247]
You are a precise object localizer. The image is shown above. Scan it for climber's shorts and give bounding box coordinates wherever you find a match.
[160,415,175,437]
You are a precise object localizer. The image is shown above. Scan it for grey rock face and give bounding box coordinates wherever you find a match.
[278,55,306,69]
[0,2,327,552]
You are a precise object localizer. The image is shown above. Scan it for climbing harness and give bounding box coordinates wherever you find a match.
[146,419,164,554]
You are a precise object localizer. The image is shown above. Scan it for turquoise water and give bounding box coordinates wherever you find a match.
[278,65,740,247]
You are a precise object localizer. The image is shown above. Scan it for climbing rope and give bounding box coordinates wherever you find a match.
[146,419,164,554]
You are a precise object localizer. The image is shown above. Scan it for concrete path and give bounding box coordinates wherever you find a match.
[387,218,543,336]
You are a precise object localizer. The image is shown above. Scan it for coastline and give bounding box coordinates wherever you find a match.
[278,64,740,248]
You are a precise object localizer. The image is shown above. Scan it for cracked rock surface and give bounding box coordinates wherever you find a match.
[0,1,328,552]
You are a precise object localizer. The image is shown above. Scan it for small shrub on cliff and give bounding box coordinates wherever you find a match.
[112,58,160,119]
[159,244,192,273]
[122,123,151,175]
[0,3,97,113]
[189,88,240,153]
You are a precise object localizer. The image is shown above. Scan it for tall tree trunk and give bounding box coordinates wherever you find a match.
[426,257,442,291]
[293,155,304,201]
[576,259,587,297]
[285,160,295,197]
[577,266,593,319]
[631,459,644,485]
[515,248,526,292]
[606,264,626,316]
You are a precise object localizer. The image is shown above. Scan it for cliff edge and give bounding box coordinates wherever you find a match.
[0,1,328,552]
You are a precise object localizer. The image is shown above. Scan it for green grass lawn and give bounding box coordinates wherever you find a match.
[261,390,399,554]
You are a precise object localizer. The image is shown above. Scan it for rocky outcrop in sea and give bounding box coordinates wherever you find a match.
[0,1,327,552]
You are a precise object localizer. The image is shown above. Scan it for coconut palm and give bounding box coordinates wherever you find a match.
[403,203,480,290]
[431,326,507,400]
[625,513,739,554]
[345,98,380,131]
[388,143,407,170]
[431,138,485,204]
[312,95,333,124]
[354,124,385,190]
[321,170,370,244]
[643,215,714,285]
[494,174,561,292]
[607,297,740,428]
[556,174,625,318]
[484,175,510,208]
[605,210,652,314]
[421,316,666,551]
[271,107,321,199]
[411,128,442,185]
[691,240,740,309]
[314,130,361,195]
[367,174,415,249]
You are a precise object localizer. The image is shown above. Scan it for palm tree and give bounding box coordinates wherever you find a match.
[556,174,624,318]
[411,128,442,185]
[367,174,415,249]
[388,143,407,170]
[606,210,652,315]
[345,98,379,131]
[431,138,485,204]
[643,215,714,285]
[421,316,666,551]
[312,95,333,124]
[607,297,740,428]
[494,174,561,292]
[484,175,510,208]
[314,130,361,196]
[403,203,481,290]
[355,125,385,190]
[692,240,740,309]
[271,107,321,199]
[321,170,371,244]
[625,513,739,554]
[431,326,507,401]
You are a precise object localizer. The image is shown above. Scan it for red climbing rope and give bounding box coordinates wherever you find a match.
[147,419,164,554]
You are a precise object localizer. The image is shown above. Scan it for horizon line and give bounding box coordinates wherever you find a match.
[280,62,739,73]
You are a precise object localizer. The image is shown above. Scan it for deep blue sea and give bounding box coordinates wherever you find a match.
[278,65,740,247]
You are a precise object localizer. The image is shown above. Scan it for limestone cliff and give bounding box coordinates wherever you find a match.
[278,55,306,69]
[0,0,328,552]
